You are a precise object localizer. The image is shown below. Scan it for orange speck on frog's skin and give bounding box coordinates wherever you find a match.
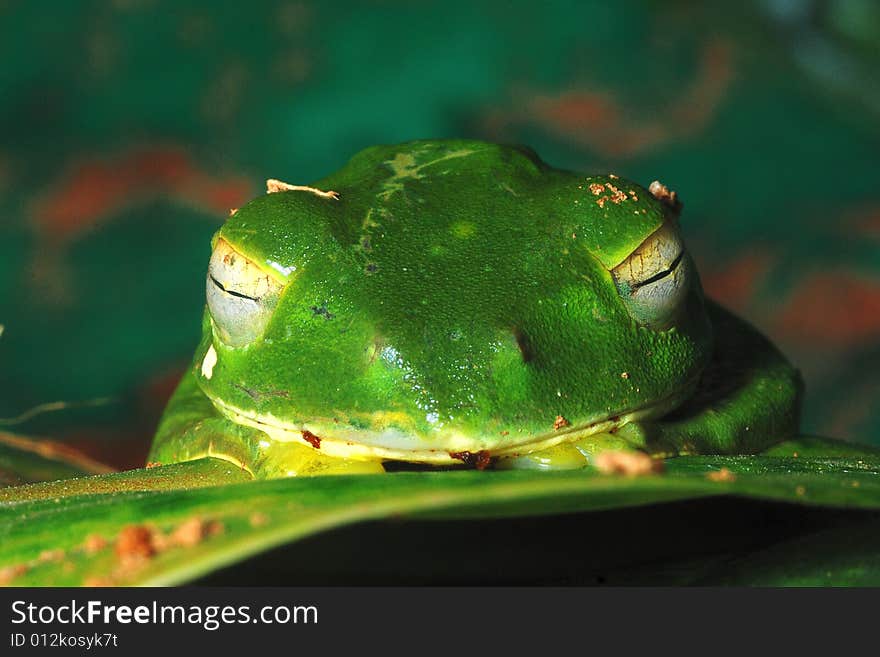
[603,182,628,204]
[302,430,322,449]
[553,415,570,430]
[591,181,628,208]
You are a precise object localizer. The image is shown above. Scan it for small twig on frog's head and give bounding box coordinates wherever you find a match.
[265,179,340,200]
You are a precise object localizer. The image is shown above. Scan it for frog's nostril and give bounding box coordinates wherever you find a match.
[513,328,534,363]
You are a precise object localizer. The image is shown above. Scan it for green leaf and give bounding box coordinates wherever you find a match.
[0,458,252,504]
[2,446,880,586]
[762,436,880,459]
[697,518,880,586]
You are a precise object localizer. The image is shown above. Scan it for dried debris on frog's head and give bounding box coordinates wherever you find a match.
[648,180,682,213]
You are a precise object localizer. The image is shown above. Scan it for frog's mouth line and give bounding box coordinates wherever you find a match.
[205,387,692,465]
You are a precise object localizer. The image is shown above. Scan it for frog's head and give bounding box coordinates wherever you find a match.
[195,140,712,466]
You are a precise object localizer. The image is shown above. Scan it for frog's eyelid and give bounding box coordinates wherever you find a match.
[628,249,683,293]
[209,274,260,302]
[206,239,283,347]
[610,220,691,330]
[611,220,682,285]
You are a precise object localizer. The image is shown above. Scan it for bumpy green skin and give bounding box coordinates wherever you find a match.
[149,140,801,476]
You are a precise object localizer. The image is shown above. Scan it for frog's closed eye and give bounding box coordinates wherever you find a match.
[611,221,692,330]
[206,238,283,347]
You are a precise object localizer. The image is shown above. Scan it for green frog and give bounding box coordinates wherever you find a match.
[149,140,801,477]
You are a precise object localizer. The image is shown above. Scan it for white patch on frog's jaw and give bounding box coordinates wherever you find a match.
[201,345,217,380]
[265,179,340,200]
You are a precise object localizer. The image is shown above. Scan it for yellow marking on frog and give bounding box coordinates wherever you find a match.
[328,409,418,434]
[258,440,385,477]
[363,409,419,431]
[378,146,488,201]
[387,152,419,179]
[204,440,254,476]
[266,179,340,200]
[495,441,590,471]
[361,206,389,231]
[450,220,477,239]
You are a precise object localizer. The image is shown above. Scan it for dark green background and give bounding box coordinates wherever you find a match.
[1,0,878,468]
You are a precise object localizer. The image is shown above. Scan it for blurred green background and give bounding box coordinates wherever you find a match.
[1,0,878,469]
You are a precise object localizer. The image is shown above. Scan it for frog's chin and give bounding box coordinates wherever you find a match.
[205,391,690,465]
